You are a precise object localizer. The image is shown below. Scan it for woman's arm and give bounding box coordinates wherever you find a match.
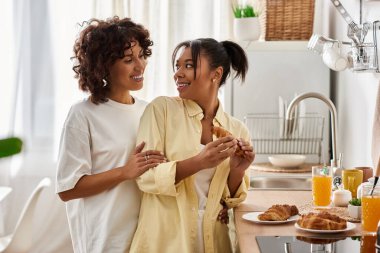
[58,142,165,201]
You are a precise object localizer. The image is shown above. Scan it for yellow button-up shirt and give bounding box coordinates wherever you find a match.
[130,96,250,253]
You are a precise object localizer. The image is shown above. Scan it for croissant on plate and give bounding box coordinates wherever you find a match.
[211,126,244,156]
[296,212,347,230]
[258,204,299,221]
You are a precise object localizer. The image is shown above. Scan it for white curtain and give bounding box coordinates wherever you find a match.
[51,0,234,156]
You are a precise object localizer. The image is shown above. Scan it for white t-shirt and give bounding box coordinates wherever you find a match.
[194,144,216,253]
[56,97,147,253]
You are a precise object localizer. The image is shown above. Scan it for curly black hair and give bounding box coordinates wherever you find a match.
[72,16,153,104]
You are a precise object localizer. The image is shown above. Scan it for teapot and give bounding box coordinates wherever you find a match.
[357,177,375,198]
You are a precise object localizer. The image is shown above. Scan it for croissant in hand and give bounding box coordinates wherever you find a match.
[258,204,299,221]
[212,126,244,156]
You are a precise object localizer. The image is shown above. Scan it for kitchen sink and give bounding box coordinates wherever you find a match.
[250,176,312,191]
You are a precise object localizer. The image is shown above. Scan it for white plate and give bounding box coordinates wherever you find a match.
[268,154,306,168]
[294,222,356,234]
[242,211,299,224]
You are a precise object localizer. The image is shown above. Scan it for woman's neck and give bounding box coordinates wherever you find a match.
[200,98,219,120]
[108,91,134,104]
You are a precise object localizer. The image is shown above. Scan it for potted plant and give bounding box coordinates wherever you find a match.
[232,0,260,41]
[0,137,23,158]
[348,198,362,220]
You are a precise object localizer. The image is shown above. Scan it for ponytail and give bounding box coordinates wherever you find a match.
[220,41,248,83]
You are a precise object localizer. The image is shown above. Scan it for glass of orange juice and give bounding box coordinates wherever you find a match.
[360,235,377,253]
[312,166,333,208]
[361,184,380,234]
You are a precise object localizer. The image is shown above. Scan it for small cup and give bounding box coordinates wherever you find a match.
[322,43,348,71]
[355,167,373,182]
[342,169,363,198]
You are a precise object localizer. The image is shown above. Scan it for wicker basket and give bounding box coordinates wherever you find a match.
[259,0,315,41]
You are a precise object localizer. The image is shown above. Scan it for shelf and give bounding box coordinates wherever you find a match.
[237,40,309,51]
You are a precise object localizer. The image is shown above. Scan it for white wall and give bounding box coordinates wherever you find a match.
[328,0,380,168]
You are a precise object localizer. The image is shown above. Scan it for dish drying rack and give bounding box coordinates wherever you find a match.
[244,113,325,162]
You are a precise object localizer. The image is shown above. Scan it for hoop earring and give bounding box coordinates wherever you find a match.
[102,78,108,87]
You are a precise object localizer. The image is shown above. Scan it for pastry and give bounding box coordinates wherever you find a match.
[211,126,244,156]
[296,212,347,230]
[258,204,299,221]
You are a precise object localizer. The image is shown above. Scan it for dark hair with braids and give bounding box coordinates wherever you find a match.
[72,16,153,104]
[171,38,248,86]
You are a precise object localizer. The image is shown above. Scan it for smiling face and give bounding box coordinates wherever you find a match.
[173,47,218,104]
[108,41,147,94]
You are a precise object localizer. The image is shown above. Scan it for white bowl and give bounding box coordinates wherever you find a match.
[268,154,306,168]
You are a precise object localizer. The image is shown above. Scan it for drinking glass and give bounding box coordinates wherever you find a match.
[342,169,363,198]
[361,184,380,234]
[360,235,377,253]
[312,166,333,208]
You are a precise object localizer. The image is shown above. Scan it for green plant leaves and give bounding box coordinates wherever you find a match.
[348,198,361,206]
[233,4,257,18]
[0,137,23,158]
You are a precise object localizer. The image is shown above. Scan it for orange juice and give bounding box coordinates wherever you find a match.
[362,195,380,233]
[312,175,332,207]
[360,235,377,253]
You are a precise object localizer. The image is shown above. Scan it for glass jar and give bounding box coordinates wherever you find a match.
[357,177,376,200]
[361,184,380,234]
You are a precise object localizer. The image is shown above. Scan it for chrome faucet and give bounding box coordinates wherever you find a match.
[285,92,340,168]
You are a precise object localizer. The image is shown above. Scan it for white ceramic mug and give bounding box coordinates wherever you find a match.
[322,43,348,71]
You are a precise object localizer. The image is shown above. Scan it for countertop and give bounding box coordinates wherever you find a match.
[249,164,315,178]
[234,190,362,253]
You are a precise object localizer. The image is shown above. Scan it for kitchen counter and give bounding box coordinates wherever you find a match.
[234,190,362,253]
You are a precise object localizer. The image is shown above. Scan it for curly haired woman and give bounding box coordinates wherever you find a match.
[56,17,165,253]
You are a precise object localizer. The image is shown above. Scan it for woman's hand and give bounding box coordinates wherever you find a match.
[217,201,229,224]
[230,139,255,174]
[121,142,166,180]
[227,139,255,196]
[175,136,237,183]
[197,136,237,169]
